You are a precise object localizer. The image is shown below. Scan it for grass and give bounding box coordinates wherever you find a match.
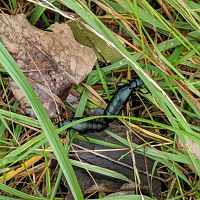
[0,0,200,199]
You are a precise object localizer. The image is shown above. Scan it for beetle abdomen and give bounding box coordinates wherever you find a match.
[104,77,143,123]
[58,118,108,133]
[104,84,132,123]
[57,77,144,132]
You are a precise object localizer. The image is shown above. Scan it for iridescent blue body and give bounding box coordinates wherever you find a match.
[104,77,143,123]
[57,77,143,132]
[57,117,108,132]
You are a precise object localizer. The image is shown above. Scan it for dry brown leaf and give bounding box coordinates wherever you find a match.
[0,14,96,118]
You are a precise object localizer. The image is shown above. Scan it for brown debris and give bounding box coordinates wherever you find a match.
[0,14,96,118]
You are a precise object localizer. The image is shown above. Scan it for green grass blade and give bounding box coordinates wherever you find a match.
[0,42,83,200]
[0,183,47,200]
[30,0,55,25]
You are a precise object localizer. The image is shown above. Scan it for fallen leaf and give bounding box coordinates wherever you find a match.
[68,20,123,63]
[0,14,96,118]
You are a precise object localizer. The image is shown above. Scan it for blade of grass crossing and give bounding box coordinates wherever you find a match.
[59,0,197,137]
[105,130,190,184]
[0,42,83,200]
[96,62,111,100]
[30,0,55,25]
[0,183,47,200]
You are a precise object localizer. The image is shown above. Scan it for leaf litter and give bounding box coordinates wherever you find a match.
[0,13,96,118]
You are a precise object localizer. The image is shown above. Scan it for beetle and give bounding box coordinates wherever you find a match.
[57,77,143,132]
[57,117,108,133]
[104,77,143,123]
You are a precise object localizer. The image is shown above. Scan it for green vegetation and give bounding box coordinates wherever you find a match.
[0,0,200,199]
